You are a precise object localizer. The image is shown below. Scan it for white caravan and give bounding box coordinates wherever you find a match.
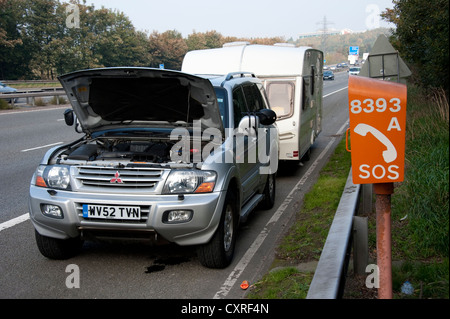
[182,43,323,162]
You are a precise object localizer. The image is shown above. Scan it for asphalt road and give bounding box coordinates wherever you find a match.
[0,71,349,300]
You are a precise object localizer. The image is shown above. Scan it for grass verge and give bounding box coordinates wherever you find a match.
[7,81,61,89]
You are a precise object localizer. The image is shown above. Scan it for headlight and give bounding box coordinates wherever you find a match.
[162,170,216,194]
[33,165,71,190]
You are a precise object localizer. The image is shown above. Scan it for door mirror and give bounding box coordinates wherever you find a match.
[63,109,82,133]
[257,109,277,125]
[63,109,74,126]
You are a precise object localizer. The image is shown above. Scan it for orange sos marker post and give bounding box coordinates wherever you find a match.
[347,75,407,299]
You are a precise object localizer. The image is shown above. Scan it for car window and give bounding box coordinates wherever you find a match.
[232,87,248,129]
[214,87,229,128]
[242,83,263,113]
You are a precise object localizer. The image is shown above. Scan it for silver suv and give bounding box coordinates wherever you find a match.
[29,67,278,268]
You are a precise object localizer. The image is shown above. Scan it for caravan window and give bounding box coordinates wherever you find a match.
[266,82,294,118]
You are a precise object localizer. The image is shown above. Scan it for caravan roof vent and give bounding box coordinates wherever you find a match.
[273,43,296,47]
[223,41,250,48]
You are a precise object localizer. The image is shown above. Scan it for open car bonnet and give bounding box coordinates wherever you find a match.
[58,67,224,135]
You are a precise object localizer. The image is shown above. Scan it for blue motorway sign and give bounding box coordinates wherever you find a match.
[349,46,359,55]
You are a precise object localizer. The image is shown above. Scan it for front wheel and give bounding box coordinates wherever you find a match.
[197,192,237,268]
[35,230,83,260]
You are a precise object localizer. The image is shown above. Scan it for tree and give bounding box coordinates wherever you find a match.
[186,30,224,51]
[147,30,187,70]
[382,0,449,95]
[20,0,61,79]
[88,7,151,68]
[0,0,29,79]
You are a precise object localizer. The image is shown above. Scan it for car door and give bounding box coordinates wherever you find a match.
[241,83,266,196]
[232,85,257,202]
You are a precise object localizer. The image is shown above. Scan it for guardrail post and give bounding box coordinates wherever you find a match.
[352,216,368,275]
[362,183,373,215]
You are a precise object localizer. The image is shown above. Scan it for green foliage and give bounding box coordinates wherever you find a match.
[393,86,449,258]
[392,259,449,298]
[0,98,12,110]
[247,267,313,299]
[382,0,449,95]
[147,30,187,70]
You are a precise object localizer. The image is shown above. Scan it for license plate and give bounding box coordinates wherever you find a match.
[82,204,141,220]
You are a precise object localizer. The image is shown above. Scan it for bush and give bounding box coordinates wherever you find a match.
[394,86,449,257]
[0,99,12,110]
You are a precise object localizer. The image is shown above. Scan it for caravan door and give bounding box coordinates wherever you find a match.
[264,78,299,160]
[298,51,323,161]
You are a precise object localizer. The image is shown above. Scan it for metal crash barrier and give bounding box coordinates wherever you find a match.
[0,88,66,107]
[306,169,369,299]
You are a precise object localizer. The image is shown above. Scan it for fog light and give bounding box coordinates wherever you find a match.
[163,210,193,224]
[41,204,63,219]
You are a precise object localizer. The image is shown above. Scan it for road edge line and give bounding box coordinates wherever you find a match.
[0,214,30,232]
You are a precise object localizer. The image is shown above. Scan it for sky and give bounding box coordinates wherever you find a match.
[86,0,395,39]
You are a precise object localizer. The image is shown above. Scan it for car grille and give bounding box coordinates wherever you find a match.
[74,166,167,192]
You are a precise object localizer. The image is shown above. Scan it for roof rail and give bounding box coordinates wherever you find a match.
[221,72,256,87]
[224,72,255,81]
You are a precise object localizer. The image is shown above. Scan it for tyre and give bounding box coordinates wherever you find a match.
[260,173,276,210]
[35,230,83,260]
[197,192,237,268]
[302,148,311,161]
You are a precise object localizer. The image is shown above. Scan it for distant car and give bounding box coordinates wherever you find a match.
[0,81,17,93]
[323,70,335,80]
[348,67,361,75]
[0,81,18,103]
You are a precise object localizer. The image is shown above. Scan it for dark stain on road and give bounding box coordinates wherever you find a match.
[145,256,190,273]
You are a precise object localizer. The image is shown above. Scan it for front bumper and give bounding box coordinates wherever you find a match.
[29,186,225,246]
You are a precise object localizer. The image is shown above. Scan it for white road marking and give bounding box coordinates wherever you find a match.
[213,120,349,299]
[0,106,67,116]
[21,142,63,152]
[0,214,30,232]
[323,86,348,98]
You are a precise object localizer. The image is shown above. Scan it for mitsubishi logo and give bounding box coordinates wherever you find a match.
[110,171,123,184]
